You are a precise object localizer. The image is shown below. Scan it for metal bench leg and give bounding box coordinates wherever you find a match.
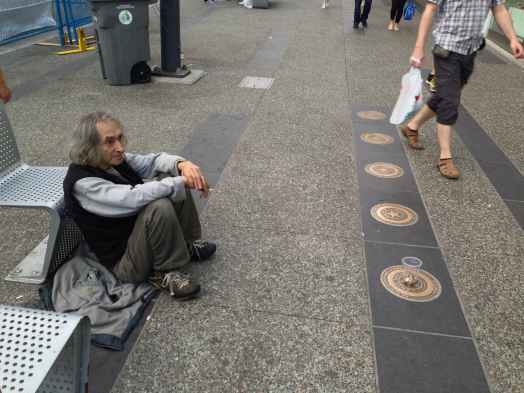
[5,209,62,284]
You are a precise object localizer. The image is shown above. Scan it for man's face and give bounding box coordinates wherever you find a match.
[96,120,125,168]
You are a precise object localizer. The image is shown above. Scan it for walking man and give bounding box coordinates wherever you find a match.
[354,0,373,29]
[64,112,216,300]
[401,0,523,179]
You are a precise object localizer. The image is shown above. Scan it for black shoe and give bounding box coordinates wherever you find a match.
[149,271,200,300]
[361,20,368,28]
[189,240,217,262]
[353,22,359,29]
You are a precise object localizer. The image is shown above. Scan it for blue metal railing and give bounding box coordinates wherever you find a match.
[55,0,92,46]
[0,0,91,46]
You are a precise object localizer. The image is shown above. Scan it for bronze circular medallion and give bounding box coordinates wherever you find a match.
[370,203,418,227]
[380,265,442,302]
[357,110,386,120]
[365,162,404,179]
[360,133,394,145]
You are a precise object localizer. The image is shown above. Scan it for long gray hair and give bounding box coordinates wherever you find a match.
[69,111,126,167]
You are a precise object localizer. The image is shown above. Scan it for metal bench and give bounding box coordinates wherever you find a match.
[0,304,90,393]
[0,103,83,284]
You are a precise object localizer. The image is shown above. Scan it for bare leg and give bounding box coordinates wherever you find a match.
[437,123,452,159]
[407,104,436,131]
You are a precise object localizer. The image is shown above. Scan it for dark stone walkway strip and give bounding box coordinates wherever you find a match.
[455,106,524,228]
[88,112,249,393]
[351,106,491,393]
[182,112,250,211]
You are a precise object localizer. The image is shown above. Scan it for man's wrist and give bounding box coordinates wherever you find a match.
[177,160,186,172]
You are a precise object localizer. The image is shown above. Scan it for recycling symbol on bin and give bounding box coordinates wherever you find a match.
[118,10,133,25]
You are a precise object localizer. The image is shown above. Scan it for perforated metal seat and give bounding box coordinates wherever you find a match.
[0,304,90,393]
[0,104,83,284]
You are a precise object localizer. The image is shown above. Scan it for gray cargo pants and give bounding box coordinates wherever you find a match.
[112,190,201,284]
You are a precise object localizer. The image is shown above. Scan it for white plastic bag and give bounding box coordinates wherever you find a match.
[390,67,424,125]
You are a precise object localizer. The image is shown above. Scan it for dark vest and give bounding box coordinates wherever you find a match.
[63,161,144,269]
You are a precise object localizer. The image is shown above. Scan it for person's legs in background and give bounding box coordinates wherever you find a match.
[389,0,401,30]
[354,0,363,28]
[360,0,372,27]
[393,0,406,30]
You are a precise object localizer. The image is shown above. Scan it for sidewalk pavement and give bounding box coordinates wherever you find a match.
[0,0,522,392]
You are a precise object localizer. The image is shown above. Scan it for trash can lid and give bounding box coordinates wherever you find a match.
[87,0,155,3]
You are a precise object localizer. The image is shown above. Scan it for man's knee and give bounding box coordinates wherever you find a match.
[436,98,459,125]
[143,198,177,224]
[147,197,173,213]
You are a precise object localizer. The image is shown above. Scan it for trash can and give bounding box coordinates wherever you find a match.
[89,0,153,85]
[253,0,270,8]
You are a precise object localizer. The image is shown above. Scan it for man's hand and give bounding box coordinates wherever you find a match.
[410,46,425,68]
[510,39,524,59]
[178,161,209,198]
[0,85,11,104]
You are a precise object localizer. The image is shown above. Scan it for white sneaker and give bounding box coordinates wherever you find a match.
[322,0,329,8]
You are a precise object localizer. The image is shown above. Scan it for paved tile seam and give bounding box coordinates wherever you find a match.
[192,301,370,326]
[207,218,364,240]
[504,198,524,203]
[364,239,440,250]
[374,325,473,341]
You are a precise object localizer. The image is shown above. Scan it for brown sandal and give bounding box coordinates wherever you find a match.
[400,125,425,150]
[437,158,460,179]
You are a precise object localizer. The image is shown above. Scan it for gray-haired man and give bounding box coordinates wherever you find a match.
[401,0,523,179]
[63,112,216,300]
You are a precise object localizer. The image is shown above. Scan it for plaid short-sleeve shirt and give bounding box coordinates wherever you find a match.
[428,0,505,55]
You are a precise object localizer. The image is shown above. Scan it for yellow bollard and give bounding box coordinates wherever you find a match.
[56,28,96,55]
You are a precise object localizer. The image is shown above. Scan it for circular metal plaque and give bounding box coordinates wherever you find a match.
[380,265,442,302]
[357,110,386,120]
[370,203,418,226]
[365,162,404,179]
[360,133,394,145]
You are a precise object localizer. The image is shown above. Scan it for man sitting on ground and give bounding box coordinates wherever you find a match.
[63,111,216,300]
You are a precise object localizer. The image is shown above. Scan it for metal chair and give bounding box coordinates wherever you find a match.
[0,103,83,284]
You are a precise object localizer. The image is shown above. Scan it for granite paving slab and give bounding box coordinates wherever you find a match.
[356,151,419,194]
[365,242,470,337]
[111,301,376,393]
[185,226,368,322]
[443,251,524,393]
[233,109,354,163]
[359,188,438,248]
[374,327,490,393]
[201,148,362,237]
